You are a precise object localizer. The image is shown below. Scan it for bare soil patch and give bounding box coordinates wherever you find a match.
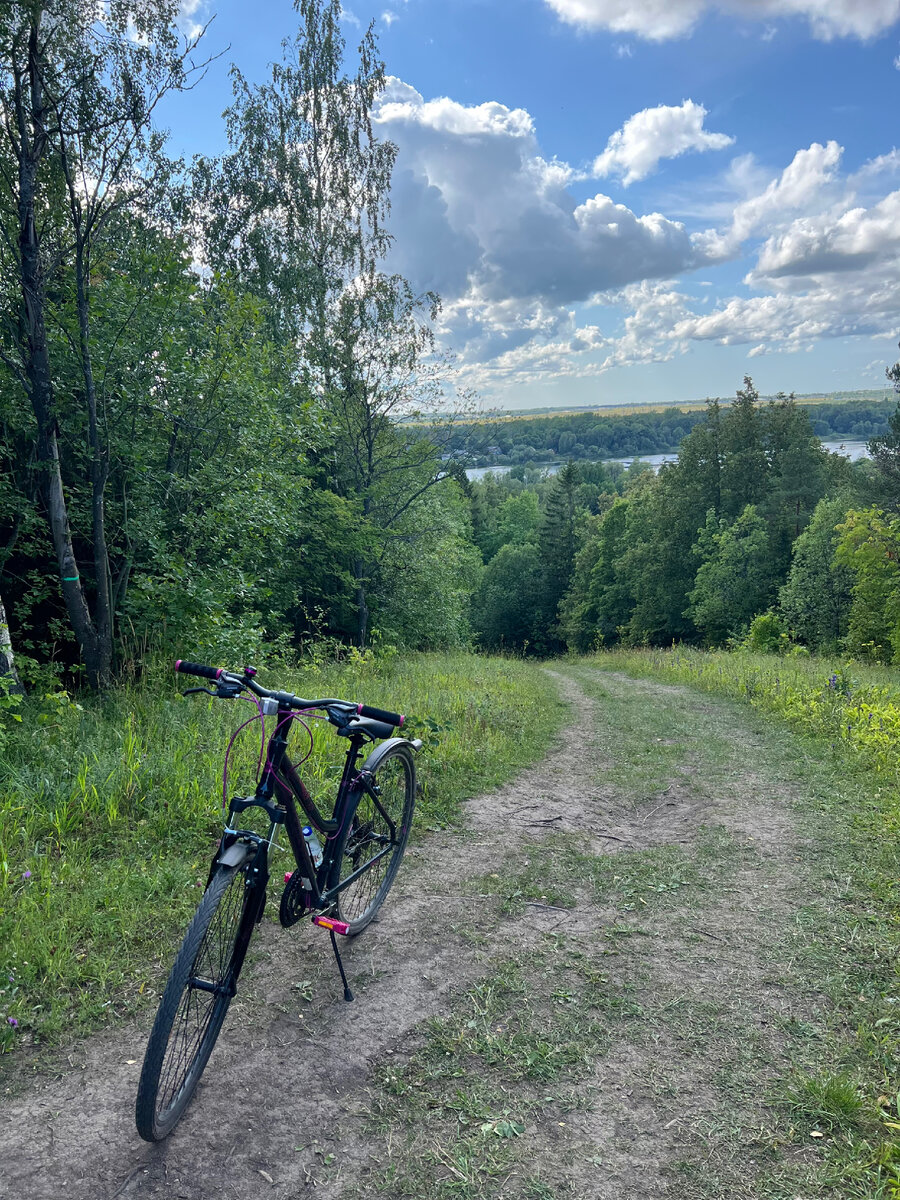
[0,667,822,1199]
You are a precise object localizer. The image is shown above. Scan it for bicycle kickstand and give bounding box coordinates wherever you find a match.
[313,915,354,1002]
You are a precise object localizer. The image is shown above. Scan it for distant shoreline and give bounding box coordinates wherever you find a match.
[465,438,872,481]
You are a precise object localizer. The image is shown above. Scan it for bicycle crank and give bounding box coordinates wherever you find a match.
[279,870,312,928]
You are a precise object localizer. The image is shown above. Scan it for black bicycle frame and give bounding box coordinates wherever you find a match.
[217,703,395,913]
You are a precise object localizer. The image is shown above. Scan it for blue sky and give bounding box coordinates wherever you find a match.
[168,0,900,409]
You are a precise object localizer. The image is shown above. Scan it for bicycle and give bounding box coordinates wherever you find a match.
[135,659,421,1142]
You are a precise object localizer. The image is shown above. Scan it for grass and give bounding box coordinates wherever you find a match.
[0,650,566,1059]
[571,652,900,1197]
[596,646,900,791]
[365,939,634,1199]
[476,828,743,919]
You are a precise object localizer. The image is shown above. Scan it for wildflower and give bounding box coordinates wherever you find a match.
[829,674,838,690]
[21,871,31,880]
[7,1017,17,1027]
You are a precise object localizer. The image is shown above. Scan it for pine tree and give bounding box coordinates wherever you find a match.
[720,377,767,519]
[534,461,579,652]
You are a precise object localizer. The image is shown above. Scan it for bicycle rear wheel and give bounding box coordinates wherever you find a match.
[333,743,415,933]
[135,862,258,1141]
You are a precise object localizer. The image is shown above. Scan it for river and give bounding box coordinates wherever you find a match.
[464,439,871,482]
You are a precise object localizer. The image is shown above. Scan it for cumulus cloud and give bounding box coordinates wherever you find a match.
[543,0,900,41]
[593,100,733,185]
[693,140,845,259]
[376,80,699,311]
[177,0,206,39]
[750,190,900,282]
[622,155,900,366]
[372,79,900,391]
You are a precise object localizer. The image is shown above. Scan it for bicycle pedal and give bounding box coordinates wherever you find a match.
[312,915,351,937]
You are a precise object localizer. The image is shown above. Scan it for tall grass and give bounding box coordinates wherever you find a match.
[598,647,900,790]
[0,651,564,1056]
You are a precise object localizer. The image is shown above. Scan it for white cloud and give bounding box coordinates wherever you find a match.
[177,0,205,39]
[381,10,398,26]
[597,282,694,370]
[693,140,845,259]
[750,190,900,282]
[372,80,900,392]
[376,80,699,315]
[543,0,900,41]
[593,100,733,185]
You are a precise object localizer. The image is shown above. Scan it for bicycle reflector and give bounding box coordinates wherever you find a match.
[312,915,351,937]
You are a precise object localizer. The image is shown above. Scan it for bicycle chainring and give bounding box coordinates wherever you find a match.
[279,871,312,928]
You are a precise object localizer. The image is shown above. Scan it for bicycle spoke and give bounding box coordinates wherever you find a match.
[139,865,250,1137]
[335,748,414,930]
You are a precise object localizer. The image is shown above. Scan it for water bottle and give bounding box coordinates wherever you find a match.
[302,825,324,868]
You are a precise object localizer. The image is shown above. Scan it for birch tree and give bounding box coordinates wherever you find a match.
[0,0,210,685]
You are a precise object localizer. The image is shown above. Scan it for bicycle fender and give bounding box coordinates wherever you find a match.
[360,736,420,774]
[217,841,250,868]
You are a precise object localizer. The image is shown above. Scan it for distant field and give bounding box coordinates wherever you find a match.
[484,388,890,423]
[485,400,707,422]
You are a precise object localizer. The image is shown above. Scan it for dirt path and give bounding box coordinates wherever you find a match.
[0,667,820,1199]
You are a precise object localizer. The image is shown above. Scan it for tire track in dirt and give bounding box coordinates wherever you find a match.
[0,667,814,1199]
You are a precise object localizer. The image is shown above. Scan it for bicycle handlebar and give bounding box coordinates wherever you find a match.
[174,659,405,728]
[356,703,404,728]
[175,660,223,681]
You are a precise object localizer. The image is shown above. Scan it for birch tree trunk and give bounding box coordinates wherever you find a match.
[0,593,22,692]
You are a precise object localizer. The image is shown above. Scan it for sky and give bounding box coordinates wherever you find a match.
[165,0,900,409]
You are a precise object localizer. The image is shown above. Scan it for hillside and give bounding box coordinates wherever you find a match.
[3,652,899,1198]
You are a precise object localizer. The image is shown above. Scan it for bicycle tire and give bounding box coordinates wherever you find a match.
[135,862,257,1141]
[332,743,415,934]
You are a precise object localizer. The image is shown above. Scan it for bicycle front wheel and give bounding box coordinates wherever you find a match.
[135,862,257,1141]
[333,743,416,933]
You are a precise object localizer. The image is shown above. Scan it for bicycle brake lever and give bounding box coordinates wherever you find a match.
[183,686,217,697]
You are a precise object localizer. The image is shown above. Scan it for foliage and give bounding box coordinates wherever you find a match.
[0,0,212,686]
[371,481,482,650]
[780,496,855,651]
[471,542,543,652]
[0,0,463,676]
[195,0,393,349]
[687,505,775,645]
[554,380,867,654]
[835,509,900,663]
[453,398,894,470]
[742,609,789,654]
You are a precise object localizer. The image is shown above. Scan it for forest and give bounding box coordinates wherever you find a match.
[0,0,488,691]
[452,396,895,469]
[469,376,900,661]
[1,0,900,697]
